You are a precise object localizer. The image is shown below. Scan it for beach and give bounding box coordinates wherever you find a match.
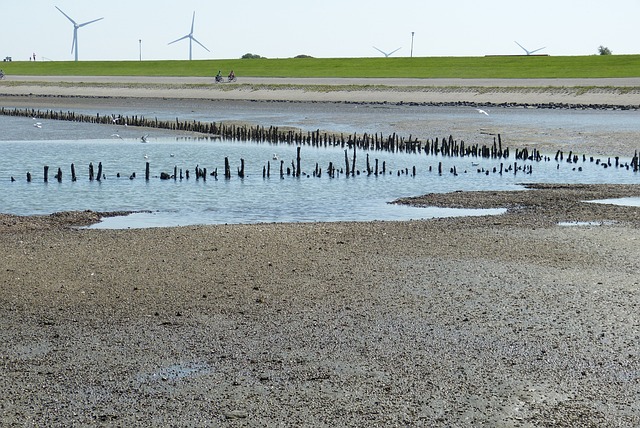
[1,77,639,427]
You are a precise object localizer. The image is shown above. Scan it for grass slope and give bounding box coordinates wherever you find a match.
[1,55,639,79]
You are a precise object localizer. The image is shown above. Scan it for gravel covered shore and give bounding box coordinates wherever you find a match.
[2,184,639,427]
[1,81,640,426]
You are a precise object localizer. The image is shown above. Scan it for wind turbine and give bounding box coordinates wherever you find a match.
[168,12,210,60]
[514,41,546,56]
[373,46,401,57]
[55,6,103,62]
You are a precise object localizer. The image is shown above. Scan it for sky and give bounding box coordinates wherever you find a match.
[1,0,638,62]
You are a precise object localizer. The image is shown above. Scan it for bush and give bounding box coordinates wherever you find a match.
[598,46,612,55]
[241,53,265,59]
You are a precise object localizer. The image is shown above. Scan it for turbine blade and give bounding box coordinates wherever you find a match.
[191,11,196,34]
[372,46,385,55]
[389,47,401,55]
[514,41,528,54]
[191,36,210,52]
[529,47,546,54]
[55,6,77,25]
[168,34,190,45]
[78,17,104,28]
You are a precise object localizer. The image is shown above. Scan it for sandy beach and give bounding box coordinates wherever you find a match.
[1,78,639,427]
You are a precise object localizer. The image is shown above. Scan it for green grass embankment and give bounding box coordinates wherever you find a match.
[1,55,639,79]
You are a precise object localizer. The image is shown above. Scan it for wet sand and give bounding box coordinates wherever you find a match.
[2,75,640,105]
[1,79,639,427]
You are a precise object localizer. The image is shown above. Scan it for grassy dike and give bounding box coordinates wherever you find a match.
[1,55,640,78]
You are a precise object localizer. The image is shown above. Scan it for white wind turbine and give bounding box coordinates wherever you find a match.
[373,46,402,57]
[55,6,104,62]
[168,12,210,60]
[514,41,546,56]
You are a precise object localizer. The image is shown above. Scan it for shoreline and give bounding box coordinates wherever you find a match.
[1,78,639,426]
[2,75,640,107]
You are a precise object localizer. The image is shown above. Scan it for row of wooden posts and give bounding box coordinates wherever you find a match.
[4,107,511,160]
[4,106,640,174]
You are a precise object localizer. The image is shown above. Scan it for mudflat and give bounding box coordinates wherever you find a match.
[0,78,639,427]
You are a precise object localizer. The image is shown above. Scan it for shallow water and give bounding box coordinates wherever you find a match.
[2,104,639,228]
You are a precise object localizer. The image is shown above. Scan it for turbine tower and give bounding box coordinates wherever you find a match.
[514,41,546,56]
[168,12,210,60]
[55,6,103,62]
[373,46,401,57]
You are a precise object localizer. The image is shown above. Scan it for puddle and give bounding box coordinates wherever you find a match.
[588,197,640,207]
[558,220,617,227]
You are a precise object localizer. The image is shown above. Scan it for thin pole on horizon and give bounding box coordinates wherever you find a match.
[411,32,415,57]
[139,39,142,61]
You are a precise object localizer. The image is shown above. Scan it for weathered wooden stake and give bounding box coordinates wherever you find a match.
[44,165,49,182]
[238,158,245,178]
[344,150,350,176]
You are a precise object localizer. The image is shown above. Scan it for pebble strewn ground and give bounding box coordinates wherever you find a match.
[1,184,639,426]
[1,82,639,426]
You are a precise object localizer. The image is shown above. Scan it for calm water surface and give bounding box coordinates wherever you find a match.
[1,104,639,228]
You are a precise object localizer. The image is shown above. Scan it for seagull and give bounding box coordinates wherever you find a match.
[475,108,489,116]
[141,134,149,143]
[110,133,123,139]
[144,154,149,159]
[33,122,42,128]
[272,153,279,160]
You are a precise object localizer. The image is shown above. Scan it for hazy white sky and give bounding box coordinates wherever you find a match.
[1,0,638,61]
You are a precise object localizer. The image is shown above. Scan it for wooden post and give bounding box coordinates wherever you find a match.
[89,162,94,181]
[296,147,301,177]
[344,150,350,176]
[225,157,231,179]
[71,163,76,181]
[56,167,62,182]
[44,165,49,182]
[238,158,245,178]
[96,162,102,181]
[145,162,150,180]
[351,144,356,177]
[27,172,32,182]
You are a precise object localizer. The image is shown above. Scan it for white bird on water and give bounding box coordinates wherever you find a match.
[141,134,149,143]
[475,108,489,116]
[110,133,123,139]
[33,122,42,128]
[272,153,279,160]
